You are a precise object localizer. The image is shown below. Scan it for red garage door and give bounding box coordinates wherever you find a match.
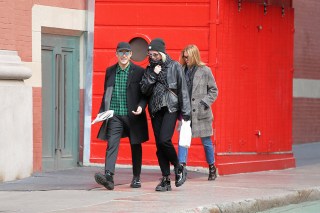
[91,0,295,175]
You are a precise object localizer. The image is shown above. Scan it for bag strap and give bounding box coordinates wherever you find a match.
[158,81,177,97]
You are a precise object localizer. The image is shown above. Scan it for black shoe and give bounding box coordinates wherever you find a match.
[130,176,141,188]
[155,176,172,192]
[175,164,187,187]
[94,171,114,190]
[208,164,217,181]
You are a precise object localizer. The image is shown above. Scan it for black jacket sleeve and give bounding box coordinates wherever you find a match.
[140,66,158,97]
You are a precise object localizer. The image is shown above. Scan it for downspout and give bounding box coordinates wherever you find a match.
[208,0,219,70]
[83,0,95,165]
[208,0,220,163]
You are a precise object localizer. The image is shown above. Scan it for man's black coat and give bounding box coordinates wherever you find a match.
[97,62,149,144]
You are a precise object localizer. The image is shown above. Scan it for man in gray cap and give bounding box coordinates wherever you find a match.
[95,41,149,190]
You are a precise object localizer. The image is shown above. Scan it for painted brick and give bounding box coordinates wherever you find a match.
[0,1,15,51]
[0,0,86,62]
[292,0,320,144]
[33,87,42,172]
[293,0,320,79]
[293,98,320,144]
[34,0,86,10]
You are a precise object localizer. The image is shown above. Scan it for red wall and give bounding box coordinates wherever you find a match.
[91,0,214,166]
[215,1,295,174]
[91,0,295,174]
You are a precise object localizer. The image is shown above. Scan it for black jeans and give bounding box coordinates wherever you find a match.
[105,115,142,177]
[151,107,179,176]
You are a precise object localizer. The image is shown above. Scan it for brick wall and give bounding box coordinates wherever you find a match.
[0,0,86,62]
[293,0,320,144]
[33,87,42,172]
[34,0,86,10]
[293,98,320,143]
[293,0,320,79]
[1,0,86,171]
[0,1,15,51]
[14,0,33,61]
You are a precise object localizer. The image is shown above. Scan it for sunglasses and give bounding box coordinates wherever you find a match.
[117,51,131,57]
[183,55,189,60]
[148,53,160,58]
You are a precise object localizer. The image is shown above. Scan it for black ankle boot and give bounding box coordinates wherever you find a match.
[208,164,217,181]
[94,171,114,190]
[155,176,171,192]
[130,176,141,188]
[175,164,187,187]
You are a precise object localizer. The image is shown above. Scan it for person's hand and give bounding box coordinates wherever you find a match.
[200,100,209,110]
[154,65,161,74]
[182,115,190,121]
[132,106,142,115]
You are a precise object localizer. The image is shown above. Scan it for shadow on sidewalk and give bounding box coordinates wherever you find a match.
[1,142,319,191]
[0,166,205,191]
[293,142,320,167]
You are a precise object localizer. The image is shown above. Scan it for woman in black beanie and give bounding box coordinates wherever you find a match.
[140,38,191,191]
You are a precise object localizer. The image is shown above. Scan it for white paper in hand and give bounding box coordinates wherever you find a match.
[179,120,192,148]
[91,110,114,124]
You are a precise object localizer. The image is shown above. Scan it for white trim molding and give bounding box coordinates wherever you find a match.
[293,78,320,99]
[26,4,86,87]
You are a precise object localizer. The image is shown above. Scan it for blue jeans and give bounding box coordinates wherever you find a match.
[178,136,215,165]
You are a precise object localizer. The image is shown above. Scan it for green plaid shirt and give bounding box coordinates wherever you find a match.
[109,64,130,115]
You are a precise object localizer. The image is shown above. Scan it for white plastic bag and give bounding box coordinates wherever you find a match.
[179,120,192,148]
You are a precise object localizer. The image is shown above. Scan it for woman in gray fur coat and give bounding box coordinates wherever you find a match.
[178,44,219,180]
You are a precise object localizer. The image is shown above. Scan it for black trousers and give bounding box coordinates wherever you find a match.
[105,115,142,177]
[151,107,179,176]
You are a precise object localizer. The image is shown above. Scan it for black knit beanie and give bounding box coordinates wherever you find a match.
[148,38,166,53]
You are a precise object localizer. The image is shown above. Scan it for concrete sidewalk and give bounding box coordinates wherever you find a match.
[0,142,320,213]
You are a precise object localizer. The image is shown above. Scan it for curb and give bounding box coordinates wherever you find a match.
[183,187,320,213]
